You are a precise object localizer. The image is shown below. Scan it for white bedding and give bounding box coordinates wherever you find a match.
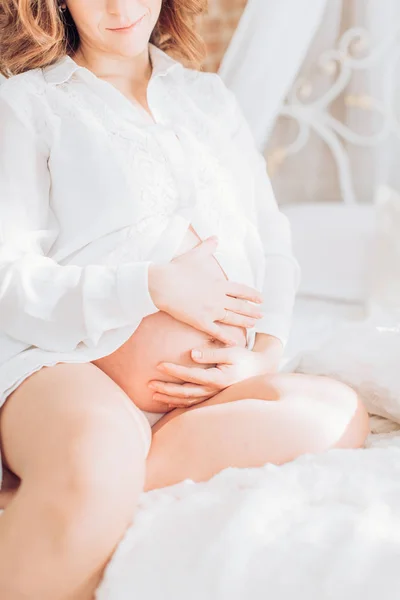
[283,296,367,369]
[96,297,400,600]
[97,432,400,600]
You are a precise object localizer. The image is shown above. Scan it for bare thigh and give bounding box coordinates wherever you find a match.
[0,362,151,481]
[145,373,370,490]
[152,372,369,443]
[0,363,151,600]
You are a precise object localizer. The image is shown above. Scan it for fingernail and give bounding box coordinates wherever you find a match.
[192,350,202,358]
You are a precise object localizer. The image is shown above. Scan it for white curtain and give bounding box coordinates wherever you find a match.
[218,0,328,150]
[220,0,400,205]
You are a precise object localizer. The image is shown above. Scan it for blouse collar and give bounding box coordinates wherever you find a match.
[42,42,183,86]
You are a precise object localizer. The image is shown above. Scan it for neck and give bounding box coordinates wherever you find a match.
[72,44,152,87]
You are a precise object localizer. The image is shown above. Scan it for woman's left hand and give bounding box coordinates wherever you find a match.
[148,344,280,408]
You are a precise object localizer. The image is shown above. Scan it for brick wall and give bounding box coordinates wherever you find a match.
[197,0,248,72]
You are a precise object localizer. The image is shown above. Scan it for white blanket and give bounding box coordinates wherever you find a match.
[97,425,400,600]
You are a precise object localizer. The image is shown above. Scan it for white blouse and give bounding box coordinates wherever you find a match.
[0,43,300,403]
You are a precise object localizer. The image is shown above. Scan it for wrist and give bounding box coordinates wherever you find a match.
[252,333,283,355]
[252,333,284,372]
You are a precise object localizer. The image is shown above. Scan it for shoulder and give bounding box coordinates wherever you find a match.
[0,67,46,98]
[179,67,237,117]
[0,69,53,147]
[0,68,48,120]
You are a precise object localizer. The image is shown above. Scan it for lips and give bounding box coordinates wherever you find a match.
[109,15,145,31]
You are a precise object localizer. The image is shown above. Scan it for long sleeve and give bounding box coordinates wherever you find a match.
[213,75,301,347]
[0,91,159,352]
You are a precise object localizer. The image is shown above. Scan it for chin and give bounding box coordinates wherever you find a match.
[109,36,151,58]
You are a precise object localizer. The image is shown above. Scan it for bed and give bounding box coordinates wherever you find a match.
[95,197,400,600]
[95,297,400,600]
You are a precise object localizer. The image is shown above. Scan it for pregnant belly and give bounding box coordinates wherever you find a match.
[92,225,247,413]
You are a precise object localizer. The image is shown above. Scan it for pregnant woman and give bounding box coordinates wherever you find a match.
[0,0,370,598]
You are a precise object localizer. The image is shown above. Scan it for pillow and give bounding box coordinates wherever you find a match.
[282,203,375,302]
[292,317,400,424]
[291,187,400,424]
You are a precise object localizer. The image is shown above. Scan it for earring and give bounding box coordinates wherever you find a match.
[58,2,66,11]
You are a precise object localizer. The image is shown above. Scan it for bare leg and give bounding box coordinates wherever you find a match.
[145,373,370,490]
[0,370,370,598]
[0,363,150,600]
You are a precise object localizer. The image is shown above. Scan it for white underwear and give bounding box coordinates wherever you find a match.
[142,410,166,428]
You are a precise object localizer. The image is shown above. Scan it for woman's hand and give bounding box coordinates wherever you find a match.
[148,236,264,347]
[148,342,281,408]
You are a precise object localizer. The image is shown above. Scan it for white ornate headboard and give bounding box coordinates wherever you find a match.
[220,0,400,205]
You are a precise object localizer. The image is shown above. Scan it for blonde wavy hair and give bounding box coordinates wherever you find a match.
[0,0,208,77]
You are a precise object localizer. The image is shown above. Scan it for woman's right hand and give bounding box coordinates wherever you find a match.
[148,236,264,346]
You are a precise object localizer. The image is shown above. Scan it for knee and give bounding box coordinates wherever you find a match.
[333,385,370,449]
[311,378,370,450]
[30,412,148,558]
[265,373,371,452]
[41,404,148,515]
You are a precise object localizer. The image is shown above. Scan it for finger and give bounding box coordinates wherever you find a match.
[225,297,264,319]
[190,347,235,365]
[226,282,263,304]
[149,381,214,399]
[197,320,237,347]
[217,310,258,329]
[152,393,211,408]
[157,363,226,388]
